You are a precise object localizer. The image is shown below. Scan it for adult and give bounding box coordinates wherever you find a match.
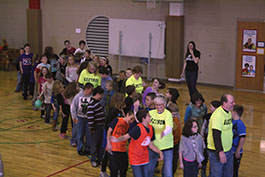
[181,41,201,101]
[149,95,174,177]
[44,46,59,78]
[142,78,165,106]
[184,92,207,128]
[207,94,235,177]
[60,40,76,56]
[126,66,144,94]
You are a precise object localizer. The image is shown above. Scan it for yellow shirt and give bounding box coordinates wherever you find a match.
[125,75,143,94]
[207,106,233,152]
[78,69,101,88]
[149,109,174,150]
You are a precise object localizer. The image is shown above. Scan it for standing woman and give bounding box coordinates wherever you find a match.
[149,95,174,177]
[181,41,201,101]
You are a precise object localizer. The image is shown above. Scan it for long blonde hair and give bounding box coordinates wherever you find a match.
[53,80,64,95]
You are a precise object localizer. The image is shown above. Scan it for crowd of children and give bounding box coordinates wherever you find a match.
[15,41,246,177]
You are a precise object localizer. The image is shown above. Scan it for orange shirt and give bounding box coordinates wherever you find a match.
[128,123,153,166]
[173,117,182,145]
[111,118,129,152]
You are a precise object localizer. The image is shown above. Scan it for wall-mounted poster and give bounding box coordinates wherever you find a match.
[242,55,256,77]
[242,29,257,52]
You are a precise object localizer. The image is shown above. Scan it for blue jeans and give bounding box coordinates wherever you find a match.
[76,117,91,152]
[71,122,78,144]
[185,71,198,99]
[149,148,173,177]
[131,164,149,177]
[52,103,59,122]
[15,71,22,91]
[183,159,198,177]
[208,149,233,177]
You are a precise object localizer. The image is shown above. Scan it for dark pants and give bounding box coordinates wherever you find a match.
[109,151,128,177]
[233,153,242,177]
[60,104,71,134]
[101,151,110,172]
[44,103,52,123]
[29,82,35,96]
[173,143,180,175]
[185,71,198,99]
[90,125,104,163]
[183,159,198,177]
[22,73,30,98]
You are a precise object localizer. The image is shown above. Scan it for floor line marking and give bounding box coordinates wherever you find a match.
[46,159,90,177]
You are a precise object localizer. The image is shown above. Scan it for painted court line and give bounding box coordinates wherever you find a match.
[46,159,90,177]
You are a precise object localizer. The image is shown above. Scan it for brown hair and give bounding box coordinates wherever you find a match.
[64,82,79,99]
[110,93,126,110]
[132,65,143,74]
[53,80,64,95]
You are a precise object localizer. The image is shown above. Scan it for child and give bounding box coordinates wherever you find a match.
[142,78,165,106]
[145,92,156,111]
[37,67,49,118]
[111,109,163,177]
[179,119,205,177]
[19,43,34,100]
[116,70,126,93]
[165,87,180,107]
[232,105,246,177]
[125,66,144,94]
[167,103,182,176]
[14,48,24,92]
[44,46,59,79]
[104,80,115,114]
[55,54,67,86]
[125,68,132,79]
[34,55,51,83]
[106,111,135,177]
[78,61,101,89]
[38,72,54,124]
[200,100,220,177]
[70,83,93,156]
[65,55,79,82]
[51,80,64,132]
[99,57,112,77]
[74,40,86,56]
[80,49,92,64]
[100,93,126,177]
[123,85,136,114]
[59,82,80,138]
[87,86,105,167]
[99,66,112,108]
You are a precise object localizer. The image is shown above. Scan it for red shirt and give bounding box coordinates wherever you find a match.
[37,77,47,93]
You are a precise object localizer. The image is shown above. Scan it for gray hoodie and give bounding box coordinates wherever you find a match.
[70,91,91,119]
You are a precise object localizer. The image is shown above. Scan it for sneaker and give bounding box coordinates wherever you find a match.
[91,161,98,167]
[99,172,108,177]
[78,150,86,156]
[59,133,67,139]
[45,122,51,125]
[84,150,91,155]
[40,115,45,119]
[70,143,77,147]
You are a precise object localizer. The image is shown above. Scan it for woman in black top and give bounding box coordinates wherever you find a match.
[181,41,201,100]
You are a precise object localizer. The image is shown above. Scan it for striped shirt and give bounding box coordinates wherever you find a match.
[86,97,105,130]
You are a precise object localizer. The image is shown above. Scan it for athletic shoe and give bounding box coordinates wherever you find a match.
[59,133,67,139]
[99,172,108,177]
[70,143,77,147]
[78,150,86,156]
[91,161,98,167]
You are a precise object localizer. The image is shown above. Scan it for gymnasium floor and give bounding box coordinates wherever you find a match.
[0,71,265,177]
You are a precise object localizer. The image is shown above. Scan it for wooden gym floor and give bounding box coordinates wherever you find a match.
[0,71,265,177]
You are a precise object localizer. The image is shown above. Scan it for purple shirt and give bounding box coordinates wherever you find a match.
[142,87,155,106]
[20,53,33,74]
